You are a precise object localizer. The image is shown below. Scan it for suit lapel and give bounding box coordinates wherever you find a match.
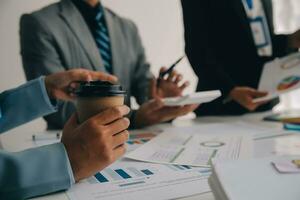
[59,0,105,71]
[104,9,123,78]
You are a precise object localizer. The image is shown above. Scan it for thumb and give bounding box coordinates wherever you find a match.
[63,113,79,133]
[249,90,268,98]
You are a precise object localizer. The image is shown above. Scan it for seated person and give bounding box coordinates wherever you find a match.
[20,0,198,129]
[181,0,300,115]
[0,69,130,199]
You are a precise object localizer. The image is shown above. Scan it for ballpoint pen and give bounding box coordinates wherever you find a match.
[157,55,185,88]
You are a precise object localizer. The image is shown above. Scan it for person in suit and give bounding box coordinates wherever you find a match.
[181,0,300,116]
[20,0,198,130]
[0,69,130,199]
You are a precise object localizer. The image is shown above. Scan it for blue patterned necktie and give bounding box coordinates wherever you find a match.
[245,0,253,9]
[94,6,112,73]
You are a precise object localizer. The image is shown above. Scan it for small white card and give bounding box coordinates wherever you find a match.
[162,90,221,106]
[250,18,267,47]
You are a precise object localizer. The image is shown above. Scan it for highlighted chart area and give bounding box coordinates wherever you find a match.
[256,52,300,102]
[277,76,300,92]
[126,132,156,145]
[92,167,154,184]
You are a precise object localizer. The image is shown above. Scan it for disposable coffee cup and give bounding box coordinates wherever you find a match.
[75,81,126,123]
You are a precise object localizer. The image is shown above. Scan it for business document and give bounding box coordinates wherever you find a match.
[126,132,252,167]
[67,159,210,200]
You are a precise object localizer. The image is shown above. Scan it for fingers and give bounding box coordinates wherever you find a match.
[113,144,126,160]
[157,104,197,122]
[89,71,118,83]
[150,77,158,98]
[160,67,183,83]
[249,89,268,98]
[68,69,118,84]
[167,70,177,81]
[159,66,168,74]
[68,69,93,82]
[69,82,81,95]
[179,81,190,90]
[173,104,197,115]
[245,97,264,111]
[185,104,200,112]
[230,87,269,111]
[106,118,130,135]
[112,130,129,149]
[174,74,183,84]
[89,106,130,125]
[246,89,268,111]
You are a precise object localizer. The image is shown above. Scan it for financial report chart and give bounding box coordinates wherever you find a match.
[68,159,211,200]
[92,167,155,184]
[90,164,204,185]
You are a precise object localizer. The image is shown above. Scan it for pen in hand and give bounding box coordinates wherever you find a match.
[157,55,185,88]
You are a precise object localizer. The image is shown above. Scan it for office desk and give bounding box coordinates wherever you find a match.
[0,111,294,200]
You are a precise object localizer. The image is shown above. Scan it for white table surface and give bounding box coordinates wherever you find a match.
[1,111,297,200]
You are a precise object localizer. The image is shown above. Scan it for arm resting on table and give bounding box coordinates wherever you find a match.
[0,143,74,200]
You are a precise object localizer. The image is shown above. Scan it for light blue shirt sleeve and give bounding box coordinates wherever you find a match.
[0,76,56,133]
[0,77,75,199]
[0,143,74,199]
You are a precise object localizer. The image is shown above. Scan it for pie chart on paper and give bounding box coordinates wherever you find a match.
[277,76,300,92]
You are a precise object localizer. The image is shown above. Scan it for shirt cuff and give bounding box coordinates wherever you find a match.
[39,76,58,111]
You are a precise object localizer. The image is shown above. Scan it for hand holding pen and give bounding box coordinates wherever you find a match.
[151,56,190,98]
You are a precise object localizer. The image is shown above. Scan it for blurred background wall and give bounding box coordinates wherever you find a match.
[0,0,298,133]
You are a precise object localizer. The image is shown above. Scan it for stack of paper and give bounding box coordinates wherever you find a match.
[209,156,300,200]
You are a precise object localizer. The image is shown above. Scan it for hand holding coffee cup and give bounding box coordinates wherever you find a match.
[75,81,126,123]
[62,106,130,182]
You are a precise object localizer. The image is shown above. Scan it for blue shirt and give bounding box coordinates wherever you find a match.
[0,77,75,199]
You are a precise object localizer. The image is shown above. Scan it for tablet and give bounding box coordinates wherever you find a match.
[162,90,221,106]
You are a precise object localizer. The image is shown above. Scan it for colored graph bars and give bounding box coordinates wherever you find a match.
[93,167,155,183]
[166,165,192,171]
[165,164,211,176]
[91,164,210,185]
[126,132,156,145]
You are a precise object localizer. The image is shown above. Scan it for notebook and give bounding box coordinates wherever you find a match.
[209,156,300,200]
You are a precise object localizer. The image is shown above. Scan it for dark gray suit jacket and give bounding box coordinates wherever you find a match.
[20,0,153,129]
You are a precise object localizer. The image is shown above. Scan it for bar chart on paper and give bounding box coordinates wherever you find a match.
[67,159,211,200]
[89,163,210,184]
[91,167,155,185]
